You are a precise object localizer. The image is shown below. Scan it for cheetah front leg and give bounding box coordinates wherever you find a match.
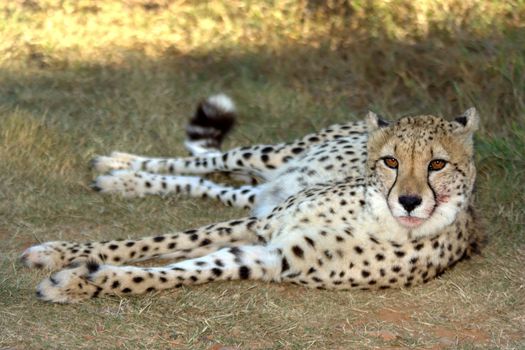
[90,170,261,208]
[21,217,268,271]
[35,245,281,303]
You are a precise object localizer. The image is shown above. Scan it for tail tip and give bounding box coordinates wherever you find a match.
[205,93,236,114]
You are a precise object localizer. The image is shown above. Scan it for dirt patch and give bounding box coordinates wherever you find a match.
[375,308,412,323]
[432,325,490,345]
[367,330,399,341]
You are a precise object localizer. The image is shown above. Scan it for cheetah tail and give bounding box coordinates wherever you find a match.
[184,93,237,156]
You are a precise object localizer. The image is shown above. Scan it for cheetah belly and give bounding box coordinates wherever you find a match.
[252,136,367,217]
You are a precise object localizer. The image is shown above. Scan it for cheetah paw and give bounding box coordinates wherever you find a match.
[90,170,149,197]
[21,241,74,270]
[90,152,145,173]
[36,262,102,303]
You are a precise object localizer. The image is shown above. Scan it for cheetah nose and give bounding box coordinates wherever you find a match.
[398,195,422,213]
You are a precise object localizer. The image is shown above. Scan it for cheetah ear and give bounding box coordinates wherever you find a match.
[453,107,479,134]
[366,111,390,132]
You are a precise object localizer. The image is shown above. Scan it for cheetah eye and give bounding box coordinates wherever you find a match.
[429,159,447,171]
[383,157,399,169]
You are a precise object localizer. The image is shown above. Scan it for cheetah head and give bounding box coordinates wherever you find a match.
[366,108,479,238]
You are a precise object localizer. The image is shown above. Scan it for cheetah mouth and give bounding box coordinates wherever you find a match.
[396,216,426,228]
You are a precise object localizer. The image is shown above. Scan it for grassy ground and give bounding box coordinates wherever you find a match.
[1,0,524,349]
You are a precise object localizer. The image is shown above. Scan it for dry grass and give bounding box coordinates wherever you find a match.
[1,0,524,349]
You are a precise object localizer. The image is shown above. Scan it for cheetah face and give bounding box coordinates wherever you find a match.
[366,109,479,238]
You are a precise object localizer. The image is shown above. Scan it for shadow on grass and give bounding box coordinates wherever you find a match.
[1,24,524,136]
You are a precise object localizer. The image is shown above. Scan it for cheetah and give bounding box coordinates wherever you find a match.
[21,95,485,303]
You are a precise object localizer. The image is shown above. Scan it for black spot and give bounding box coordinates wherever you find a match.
[168,242,176,249]
[108,244,119,250]
[281,257,290,272]
[122,288,132,293]
[414,243,424,250]
[211,268,223,277]
[111,281,120,289]
[354,246,363,254]
[86,260,100,273]
[125,241,135,247]
[375,253,385,261]
[394,251,406,257]
[159,277,167,283]
[133,276,144,283]
[292,233,309,249]
[153,236,165,242]
[215,259,224,267]
[392,266,402,273]
[239,266,250,279]
[229,247,242,257]
[190,234,199,241]
[361,270,370,278]
[291,147,304,154]
[369,236,380,244]
[292,245,304,258]
[200,238,212,246]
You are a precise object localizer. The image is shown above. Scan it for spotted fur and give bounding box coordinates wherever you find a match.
[21,98,484,303]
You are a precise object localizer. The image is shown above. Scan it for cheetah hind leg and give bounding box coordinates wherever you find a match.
[90,170,261,208]
[36,245,281,303]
